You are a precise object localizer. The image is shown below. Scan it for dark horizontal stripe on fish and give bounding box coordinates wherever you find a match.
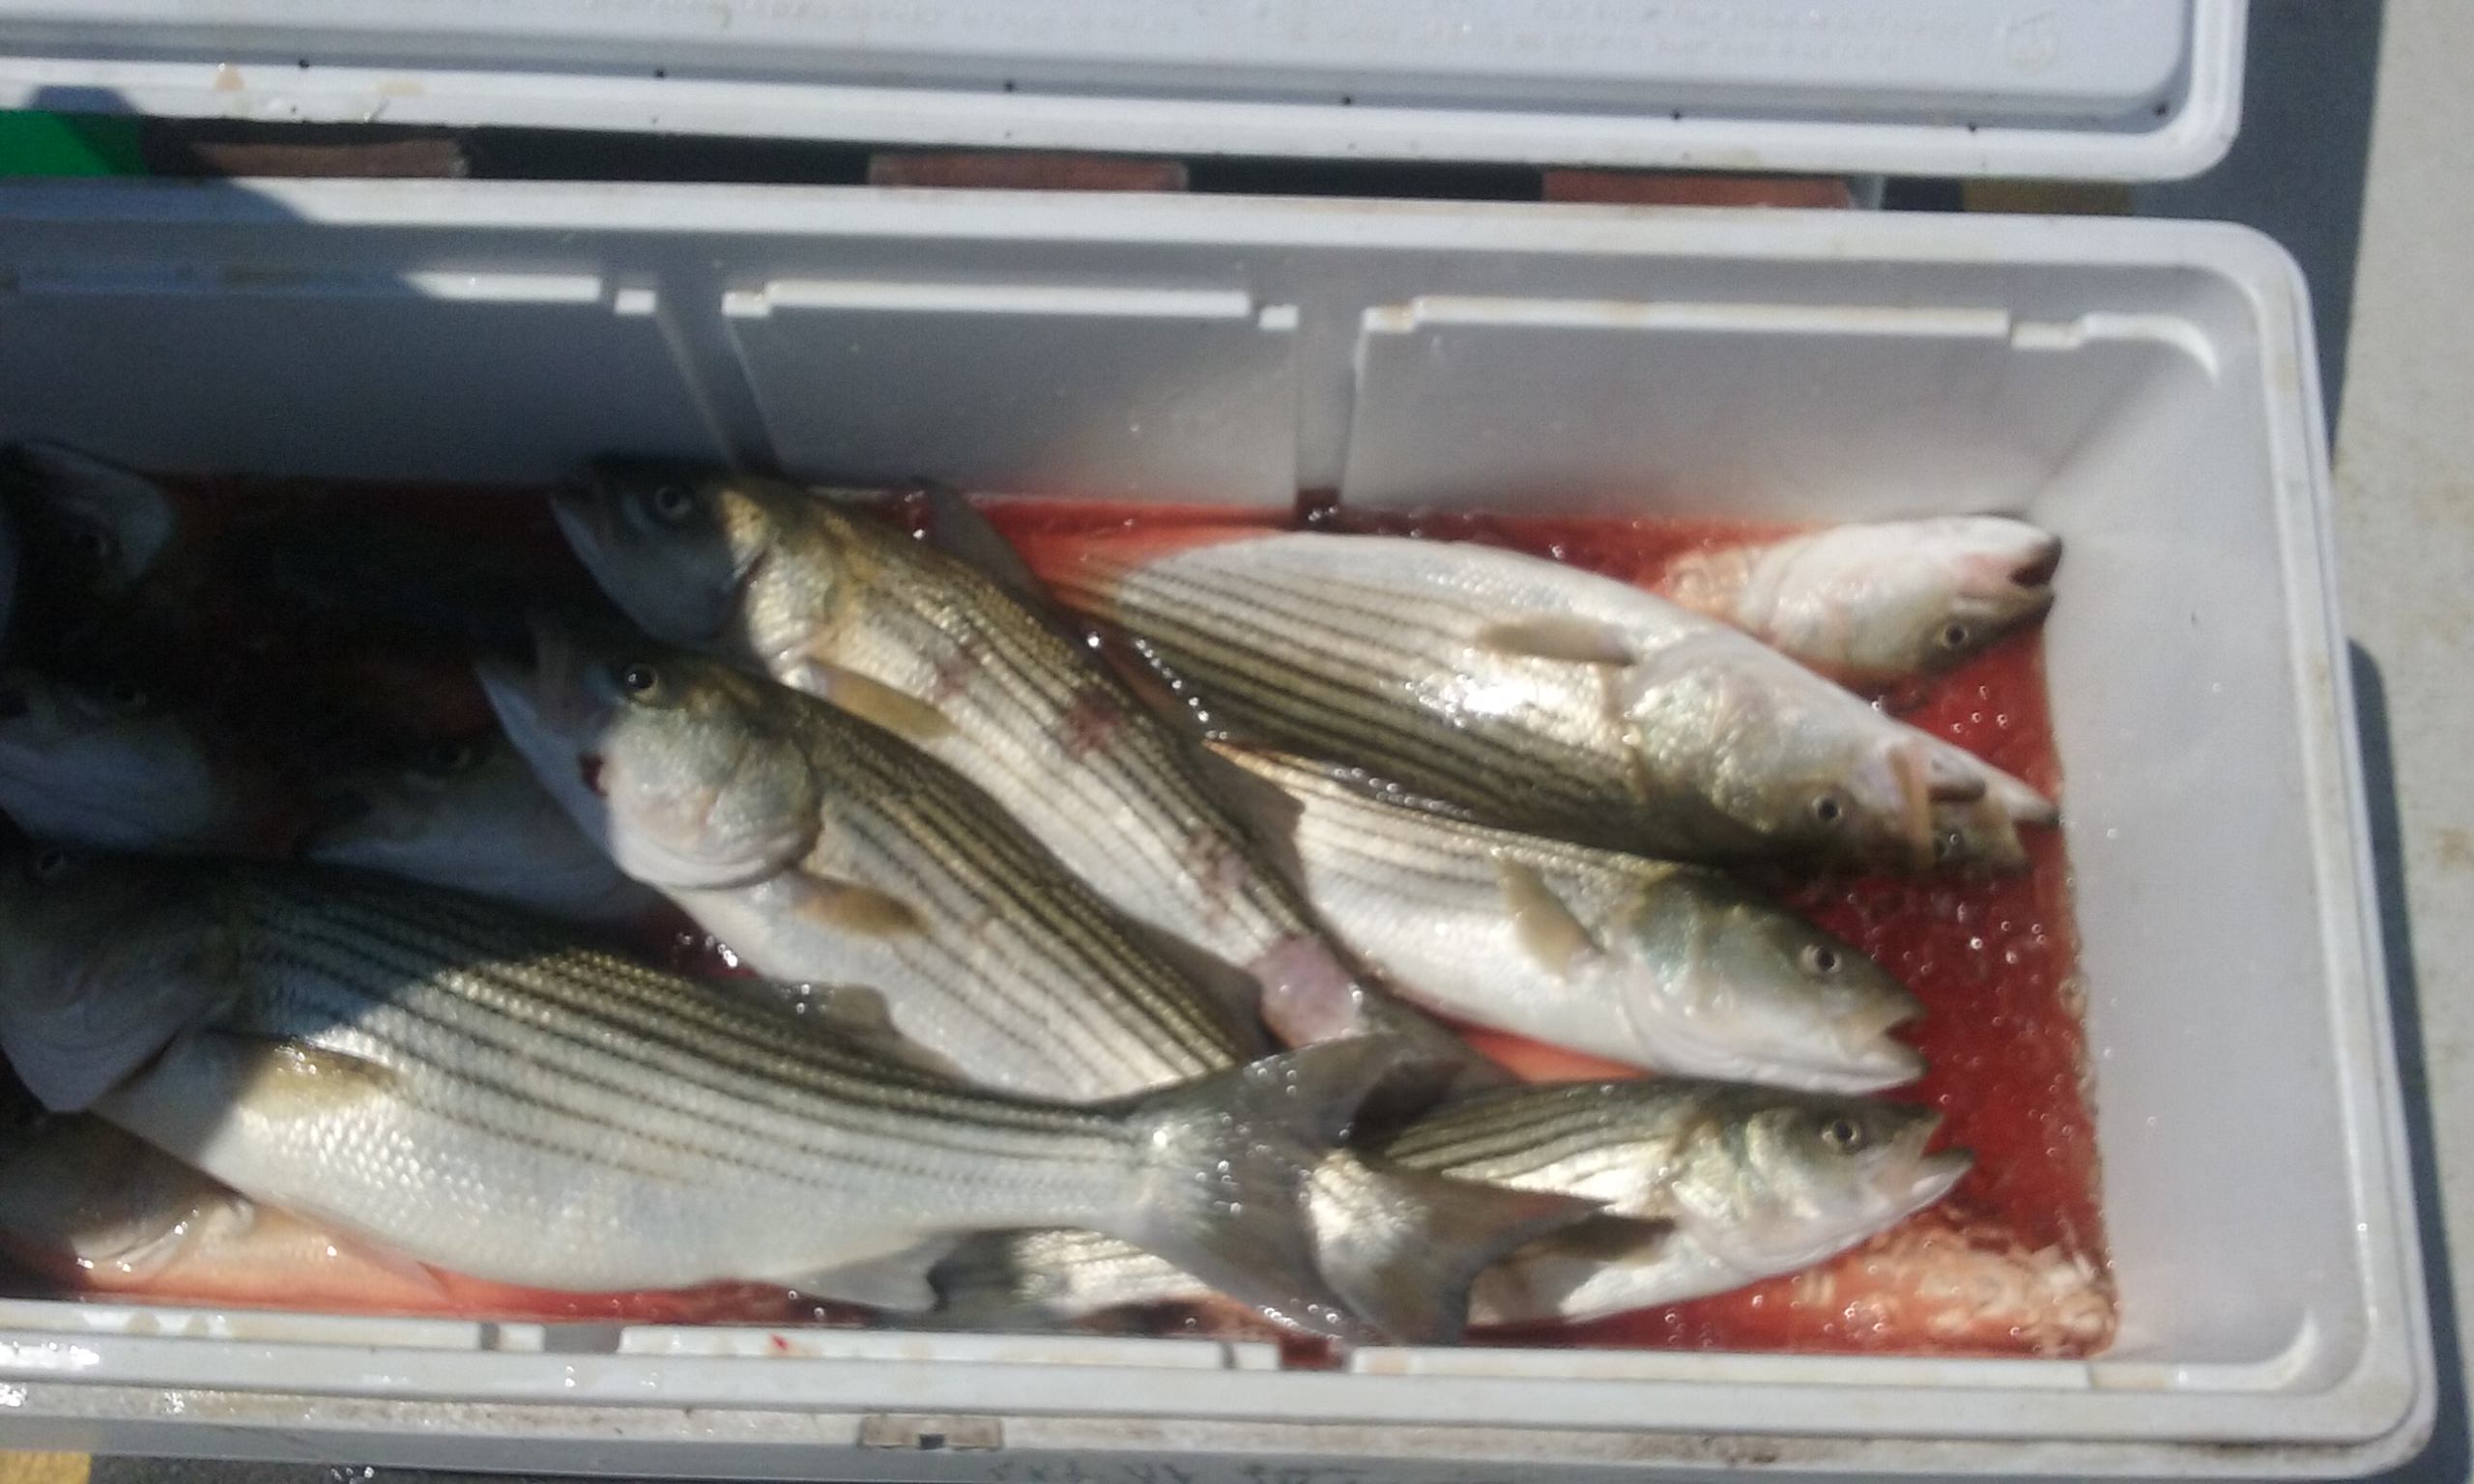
[278,882,985,1103]
[872,568,1304,959]
[249,926,1120,1181]
[1379,1091,1691,1173]
[1098,599,1557,821]
[262,888,1127,1155]
[1107,564,1616,821]
[247,945,845,1185]
[276,896,1128,1158]
[827,750,1243,1080]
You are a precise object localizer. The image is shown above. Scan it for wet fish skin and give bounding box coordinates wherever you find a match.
[0,669,285,855]
[479,626,1257,1103]
[481,627,1580,1341]
[0,1115,466,1313]
[552,462,1497,1087]
[1658,518,2060,684]
[1222,747,1924,1093]
[0,847,1392,1329]
[302,728,666,928]
[1032,528,2052,872]
[934,1080,1970,1330]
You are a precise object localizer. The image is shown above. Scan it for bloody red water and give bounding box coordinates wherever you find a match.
[3,480,2109,1358]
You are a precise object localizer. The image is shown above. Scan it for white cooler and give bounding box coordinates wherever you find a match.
[0,2,2435,1476]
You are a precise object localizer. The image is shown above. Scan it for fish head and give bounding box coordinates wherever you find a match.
[1625,880,1924,1093]
[1794,517,2060,678]
[0,1117,230,1278]
[0,671,231,851]
[1670,1090,1970,1273]
[1626,659,1971,870]
[477,623,820,893]
[557,457,820,646]
[306,731,532,858]
[2,442,181,604]
[0,842,229,1112]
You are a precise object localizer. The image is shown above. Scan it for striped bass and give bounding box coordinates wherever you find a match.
[550,463,1491,1082]
[0,668,287,855]
[303,728,666,929]
[478,627,1259,1103]
[1657,517,2060,685]
[934,1079,1970,1330]
[0,847,1419,1333]
[1026,528,2055,872]
[478,629,1593,1340]
[1221,747,1924,1092]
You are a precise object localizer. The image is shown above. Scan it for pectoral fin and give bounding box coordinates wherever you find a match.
[229,1041,404,1116]
[778,654,957,745]
[780,874,928,937]
[798,983,970,1080]
[1476,616,1638,668]
[788,1234,964,1313]
[1498,859,1600,977]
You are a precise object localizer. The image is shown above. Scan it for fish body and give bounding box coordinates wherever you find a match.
[480,632,1252,1103]
[552,464,1491,1077]
[1223,748,1922,1091]
[303,729,665,928]
[1033,529,2050,871]
[481,631,1584,1339]
[0,1115,465,1314]
[935,1079,1969,1330]
[0,851,1395,1329]
[0,670,286,854]
[1658,518,2060,684]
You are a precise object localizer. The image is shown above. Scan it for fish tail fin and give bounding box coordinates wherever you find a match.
[1305,1152,1602,1344]
[926,1228,1204,1332]
[1107,1037,1406,1340]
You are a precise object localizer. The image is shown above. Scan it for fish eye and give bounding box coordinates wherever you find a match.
[1938,621,1972,651]
[647,484,697,525]
[1819,1116,1867,1153]
[1811,792,1845,827]
[27,846,73,883]
[99,680,147,712]
[618,662,662,698]
[69,525,115,561]
[421,738,479,774]
[1800,943,1843,977]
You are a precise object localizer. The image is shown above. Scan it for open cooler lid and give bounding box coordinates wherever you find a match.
[0,0,2240,181]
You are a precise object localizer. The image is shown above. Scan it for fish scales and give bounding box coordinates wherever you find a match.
[0,854,1407,1324]
[1035,529,2053,870]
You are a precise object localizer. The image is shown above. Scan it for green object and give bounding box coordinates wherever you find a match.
[0,110,145,176]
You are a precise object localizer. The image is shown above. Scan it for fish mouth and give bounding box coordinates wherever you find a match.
[1932,796,2028,873]
[478,616,603,743]
[548,479,615,573]
[0,682,28,723]
[1837,985,1926,1067]
[2009,536,2064,593]
[1904,1147,1974,1209]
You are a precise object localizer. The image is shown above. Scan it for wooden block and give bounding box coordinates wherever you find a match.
[0,1453,89,1484]
[139,124,468,179]
[1541,169,1852,209]
[867,151,1188,192]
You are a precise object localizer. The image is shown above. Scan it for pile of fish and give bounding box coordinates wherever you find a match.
[0,442,2062,1346]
